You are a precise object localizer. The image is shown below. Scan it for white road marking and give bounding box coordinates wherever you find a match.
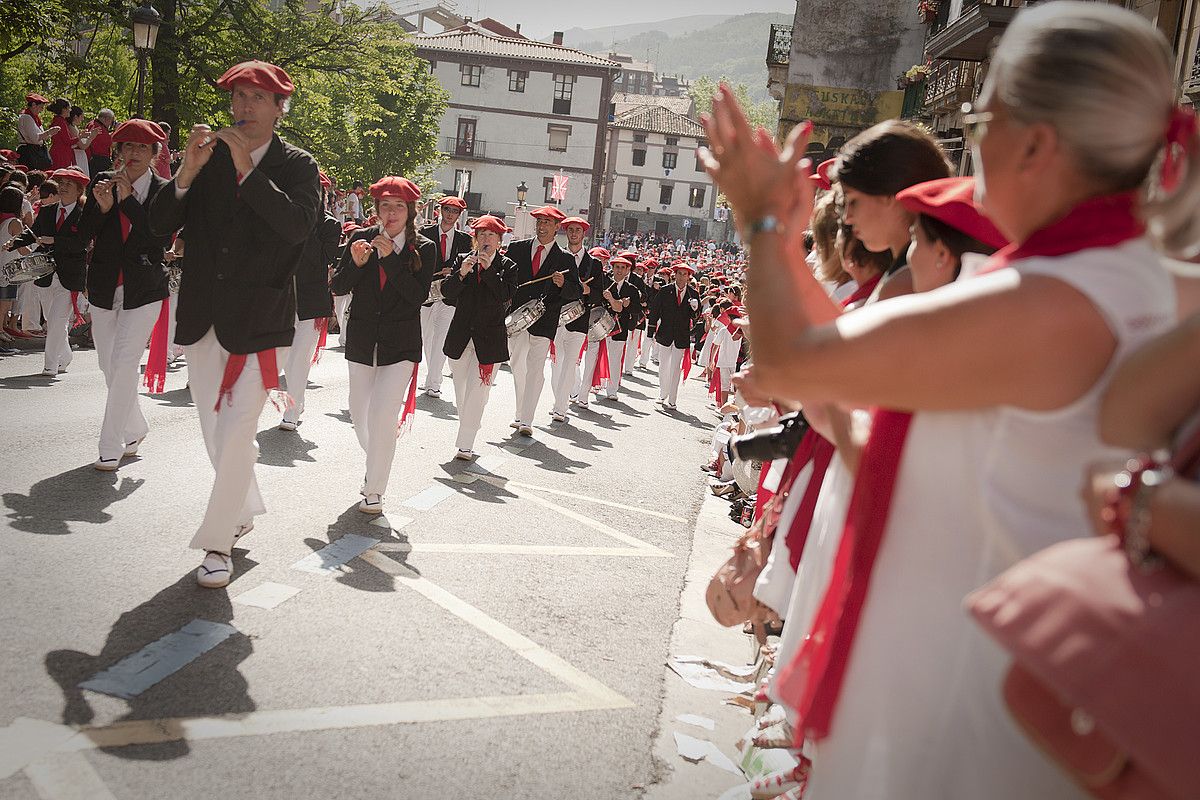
[372,542,673,558]
[232,582,301,610]
[400,483,457,511]
[79,619,238,699]
[290,533,377,574]
[502,479,688,522]
[476,475,672,556]
[25,753,116,800]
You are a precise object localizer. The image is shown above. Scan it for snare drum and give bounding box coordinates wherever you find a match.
[1,252,55,286]
[505,298,546,337]
[586,307,617,342]
[427,278,446,303]
[558,299,586,326]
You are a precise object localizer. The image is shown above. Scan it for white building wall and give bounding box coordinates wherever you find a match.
[604,128,715,227]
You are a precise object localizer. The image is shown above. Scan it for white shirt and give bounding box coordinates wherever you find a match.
[345,192,362,220]
[567,245,585,268]
[388,230,406,252]
[17,112,43,145]
[175,136,271,197]
[130,168,153,205]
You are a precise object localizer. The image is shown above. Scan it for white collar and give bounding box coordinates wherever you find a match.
[130,168,153,204]
[387,229,406,250]
[249,138,271,169]
[535,239,556,252]
[59,201,77,217]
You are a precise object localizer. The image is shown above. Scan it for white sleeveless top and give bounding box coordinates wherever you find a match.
[0,217,23,270]
[806,239,1176,799]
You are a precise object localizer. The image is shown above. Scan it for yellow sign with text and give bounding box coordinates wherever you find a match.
[781,84,905,130]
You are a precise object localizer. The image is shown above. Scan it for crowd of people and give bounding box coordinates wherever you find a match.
[691,3,1200,799]
[4,1,1199,796]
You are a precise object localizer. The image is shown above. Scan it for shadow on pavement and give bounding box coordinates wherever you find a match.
[3,466,144,535]
[300,505,418,592]
[325,408,352,424]
[432,473,517,505]
[491,437,591,475]
[44,563,258,760]
[256,427,318,467]
[0,372,59,390]
[148,385,193,408]
[415,393,458,421]
[538,420,613,452]
[572,405,631,434]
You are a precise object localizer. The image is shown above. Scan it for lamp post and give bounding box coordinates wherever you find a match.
[516,180,527,207]
[131,0,162,118]
[510,182,532,239]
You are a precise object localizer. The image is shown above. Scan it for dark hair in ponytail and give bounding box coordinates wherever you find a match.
[835,120,951,197]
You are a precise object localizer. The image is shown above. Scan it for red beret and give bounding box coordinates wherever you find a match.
[369,176,420,202]
[216,60,295,97]
[588,246,610,260]
[52,168,89,187]
[640,258,659,269]
[896,177,1008,251]
[0,149,18,161]
[529,205,566,221]
[671,261,696,274]
[561,215,590,232]
[438,196,467,209]
[318,170,332,188]
[25,93,48,104]
[810,158,836,191]
[112,119,167,145]
[470,215,509,234]
[618,250,638,260]
[609,256,632,268]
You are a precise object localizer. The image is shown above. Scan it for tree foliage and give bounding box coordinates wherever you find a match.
[689,75,779,135]
[0,0,447,188]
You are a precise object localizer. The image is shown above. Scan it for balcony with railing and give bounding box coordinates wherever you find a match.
[922,60,980,115]
[767,24,792,67]
[444,136,486,159]
[1186,38,1200,95]
[927,0,1022,62]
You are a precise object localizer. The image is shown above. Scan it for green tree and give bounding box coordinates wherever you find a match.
[689,75,779,134]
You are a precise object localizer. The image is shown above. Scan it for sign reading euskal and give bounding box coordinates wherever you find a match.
[781,83,904,129]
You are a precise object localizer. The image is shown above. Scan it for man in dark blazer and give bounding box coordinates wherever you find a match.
[418,195,472,398]
[549,216,601,422]
[14,167,89,376]
[279,170,341,431]
[648,262,700,410]
[147,59,321,589]
[75,119,173,470]
[504,204,580,436]
[578,255,640,404]
[629,257,655,369]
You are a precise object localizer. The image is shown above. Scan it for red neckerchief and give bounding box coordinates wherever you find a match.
[776,192,1146,744]
[840,273,882,308]
[21,108,41,128]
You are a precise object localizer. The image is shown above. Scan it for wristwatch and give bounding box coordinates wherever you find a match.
[748,215,781,237]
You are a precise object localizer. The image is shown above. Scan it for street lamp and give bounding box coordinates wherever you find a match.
[516,181,527,207]
[130,0,161,118]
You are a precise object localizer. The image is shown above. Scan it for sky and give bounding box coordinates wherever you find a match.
[439,0,794,37]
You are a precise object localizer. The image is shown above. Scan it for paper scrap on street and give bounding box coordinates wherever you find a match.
[675,713,716,731]
[668,655,756,694]
[674,732,743,776]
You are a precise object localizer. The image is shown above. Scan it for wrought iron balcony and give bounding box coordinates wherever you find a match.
[922,60,980,114]
[927,0,1021,62]
[767,24,792,67]
[444,136,486,159]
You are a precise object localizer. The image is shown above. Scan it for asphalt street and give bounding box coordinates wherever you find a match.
[0,332,718,800]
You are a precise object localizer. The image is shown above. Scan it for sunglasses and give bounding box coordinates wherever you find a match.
[961,102,995,145]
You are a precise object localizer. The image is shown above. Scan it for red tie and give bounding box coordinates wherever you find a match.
[441,232,448,262]
[532,244,544,277]
[677,289,683,305]
[56,207,66,230]
[117,209,130,286]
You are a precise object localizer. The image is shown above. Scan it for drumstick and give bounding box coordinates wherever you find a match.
[515,271,566,288]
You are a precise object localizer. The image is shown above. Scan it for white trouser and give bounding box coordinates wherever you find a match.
[334,293,352,346]
[419,300,455,392]
[18,281,42,330]
[184,328,274,553]
[658,344,686,404]
[37,275,74,372]
[550,325,586,415]
[449,342,495,451]
[576,337,625,400]
[713,357,736,403]
[283,315,322,424]
[348,358,415,497]
[90,286,160,461]
[508,329,551,426]
[636,330,652,367]
[622,332,638,375]
[647,337,661,366]
[167,292,184,359]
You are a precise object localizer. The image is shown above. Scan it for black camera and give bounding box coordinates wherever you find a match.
[728,411,810,463]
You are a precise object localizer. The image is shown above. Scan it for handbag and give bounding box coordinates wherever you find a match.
[967,423,1200,800]
[706,490,784,627]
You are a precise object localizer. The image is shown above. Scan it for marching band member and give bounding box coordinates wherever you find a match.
[648,262,700,410]
[441,215,518,460]
[330,176,436,513]
[505,205,580,436]
[279,171,340,431]
[75,119,172,470]
[334,221,359,346]
[578,254,641,403]
[629,257,653,370]
[418,195,471,398]
[14,167,89,376]
[148,59,321,589]
[549,216,600,422]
